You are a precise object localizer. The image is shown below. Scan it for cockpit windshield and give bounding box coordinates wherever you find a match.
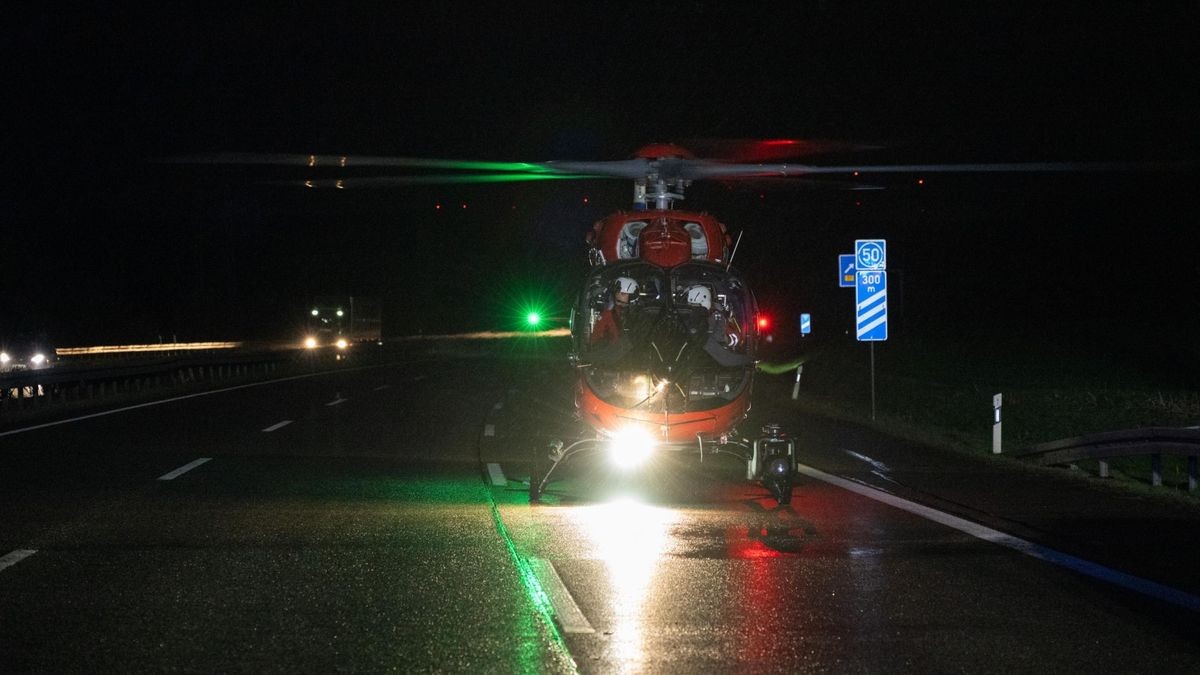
[572,261,756,413]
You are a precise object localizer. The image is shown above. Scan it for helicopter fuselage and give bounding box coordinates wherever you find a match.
[571,210,761,444]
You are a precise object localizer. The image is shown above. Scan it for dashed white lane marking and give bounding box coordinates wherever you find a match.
[486,463,507,486]
[529,558,595,634]
[325,397,348,407]
[412,375,427,381]
[158,457,212,481]
[261,420,293,432]
[0,549,37,574]
[484,424,495,437]
[795,462,1200,612]
[493,401,504,410]
[373,385,391,391]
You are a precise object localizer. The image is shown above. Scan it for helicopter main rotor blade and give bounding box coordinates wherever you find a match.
[160,152,1192,190]
[159,153,564,174]
[681,160,1187,180]
[726,177,885,191]
[677,138,885,162]
[542,158,654,178]
[266,173,605,188]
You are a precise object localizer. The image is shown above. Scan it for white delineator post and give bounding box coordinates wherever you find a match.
[992,393,1003,454]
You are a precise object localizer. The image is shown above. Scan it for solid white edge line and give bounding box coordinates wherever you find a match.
[529,558,596,634]
[325,398,347,407]
[0,549,37,573]
[373,384,391,391]
[486,462,507,486]
[794,462,1200,612]
[0,359,435,439]
[157,457,212,481]
[261,420,293,432]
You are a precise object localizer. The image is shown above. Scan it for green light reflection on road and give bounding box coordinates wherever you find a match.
[489,500,579,674]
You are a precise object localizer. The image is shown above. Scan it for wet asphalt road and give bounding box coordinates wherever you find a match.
[1,341,1198,673]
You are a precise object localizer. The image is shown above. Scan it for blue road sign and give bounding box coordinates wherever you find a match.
[838,254,856,288]
[855,270,888,341]
[800,313,811,335]
[855,239,887,271]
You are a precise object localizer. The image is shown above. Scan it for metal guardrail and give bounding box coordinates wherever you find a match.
[0,347,306,414]
[1014,427,1200,491]
[56,341,243,356]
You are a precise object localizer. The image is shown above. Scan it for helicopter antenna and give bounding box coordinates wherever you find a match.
[726,230,743,270]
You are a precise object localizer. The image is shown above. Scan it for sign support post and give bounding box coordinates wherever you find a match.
[870,344,876,421]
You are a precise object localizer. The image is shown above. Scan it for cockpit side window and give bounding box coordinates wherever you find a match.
[670,262,754,353]
[575,263,665,352]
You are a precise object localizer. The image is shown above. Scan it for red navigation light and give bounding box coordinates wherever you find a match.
[917,178,925,186]
[757,315,771,331]
[435,203,442,210]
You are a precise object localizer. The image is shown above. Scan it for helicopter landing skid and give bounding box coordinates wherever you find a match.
[529,438,603,503]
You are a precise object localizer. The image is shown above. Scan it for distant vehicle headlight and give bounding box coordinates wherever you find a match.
[304,336,318,349]
[0,352,9,364]
[336,338,348,349]
[31,353,46,365]
[608,426,655,470]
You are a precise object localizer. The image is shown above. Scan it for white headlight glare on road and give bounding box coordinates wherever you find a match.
[0,352,9,364]
[304,336,318,349]
[336,338,348,349]
[608,426,655,470]
[31,353,46,365]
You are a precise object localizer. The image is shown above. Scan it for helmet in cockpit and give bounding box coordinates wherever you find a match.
[685,284,712,311]
[615,276,639,305]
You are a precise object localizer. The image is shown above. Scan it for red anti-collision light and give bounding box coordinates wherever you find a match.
[757,316,771,330]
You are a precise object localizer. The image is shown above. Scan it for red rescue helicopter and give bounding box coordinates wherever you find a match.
[171,142,1169,505]
[536,142,800,504]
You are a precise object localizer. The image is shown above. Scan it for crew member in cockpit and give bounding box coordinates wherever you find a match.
[592,276,638,344]
[684,284,741,349]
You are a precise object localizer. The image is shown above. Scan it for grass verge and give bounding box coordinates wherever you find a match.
[761,335,1200,498]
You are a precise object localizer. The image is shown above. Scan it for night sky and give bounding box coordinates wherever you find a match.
[2,3,1196,372]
